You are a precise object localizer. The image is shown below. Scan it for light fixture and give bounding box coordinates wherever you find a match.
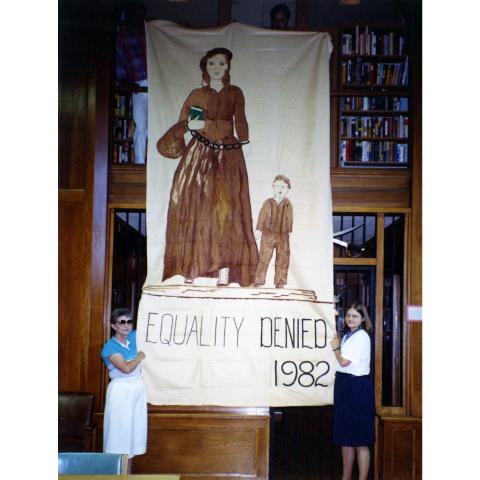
[339,0,361,5]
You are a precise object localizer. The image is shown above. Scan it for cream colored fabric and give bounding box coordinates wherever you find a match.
[138,20,336,406]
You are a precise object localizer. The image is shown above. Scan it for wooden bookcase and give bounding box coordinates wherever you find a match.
[110,85,148,165]
[336,24,410,168]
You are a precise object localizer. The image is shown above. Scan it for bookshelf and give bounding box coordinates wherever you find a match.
[337,25,410,168]
[110,85,148,165]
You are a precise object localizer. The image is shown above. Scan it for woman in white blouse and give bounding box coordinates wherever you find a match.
[331,303,375,480]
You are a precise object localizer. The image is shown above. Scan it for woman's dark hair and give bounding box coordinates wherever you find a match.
[270,4,291,25]
[199,47,233,87]
[345,302,373,333]
[111,307,133,325]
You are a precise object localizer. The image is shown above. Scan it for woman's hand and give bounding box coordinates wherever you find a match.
[188,119,205,130]
[330,335,341,350]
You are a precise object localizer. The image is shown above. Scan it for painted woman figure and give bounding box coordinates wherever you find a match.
[160,47,258,287]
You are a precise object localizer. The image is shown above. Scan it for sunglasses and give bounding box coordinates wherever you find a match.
[115,319,133,326]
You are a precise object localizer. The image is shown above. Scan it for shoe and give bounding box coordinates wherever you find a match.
[184,277,194,284]
[217,267,229,286]
[254,283,264,287]
[275,284,284,288]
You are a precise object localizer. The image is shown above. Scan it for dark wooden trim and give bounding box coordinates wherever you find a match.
[374,214,384,413]
[334,257,377,266]
[87,14,114,413]
[59,189,87,202]
[408,0,422,419]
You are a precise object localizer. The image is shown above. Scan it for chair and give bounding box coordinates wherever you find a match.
[58,392,96,452]
[58,452,128,475]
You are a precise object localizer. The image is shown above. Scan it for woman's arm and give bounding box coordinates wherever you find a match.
[330,335,352,367]
[233,87,249,142]
[333,349,352,367]
[108,351,145,374]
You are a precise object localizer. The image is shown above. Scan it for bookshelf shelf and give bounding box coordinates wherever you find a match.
[341,137,408,142]
[332,90,411,97]
[342,161,407,168]
[340,84,409,89]
[341,54,408,61]
[340,110,408,115]
[336,24,410,169]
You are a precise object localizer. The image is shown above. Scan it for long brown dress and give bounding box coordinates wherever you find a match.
[162,85,258,286]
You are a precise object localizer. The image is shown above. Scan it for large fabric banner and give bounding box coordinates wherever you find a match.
[137,20,335,406]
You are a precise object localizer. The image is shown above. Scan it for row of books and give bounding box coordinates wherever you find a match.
[113,118,135,141]
[341,59,408,86]
[340,96,408,112]
[112,141,134,164]
[341,27,406,56]
[114,93,133,117]
[340,139,408,164]
[340,115,409,139]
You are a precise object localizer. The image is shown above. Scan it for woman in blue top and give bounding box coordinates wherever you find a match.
[101,308,147,470]
[330,302,375,480]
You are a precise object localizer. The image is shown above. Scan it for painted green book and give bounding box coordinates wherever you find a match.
[188,105,205,121]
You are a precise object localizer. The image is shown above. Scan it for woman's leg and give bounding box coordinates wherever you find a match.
[356,446,370,480]
[341,446,356,480]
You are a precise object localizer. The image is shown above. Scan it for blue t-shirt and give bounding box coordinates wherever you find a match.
[101,330,139,377]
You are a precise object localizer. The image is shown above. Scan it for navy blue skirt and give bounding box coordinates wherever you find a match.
[332,372,375,447]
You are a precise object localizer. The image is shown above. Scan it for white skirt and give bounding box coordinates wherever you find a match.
[103,376,147,458]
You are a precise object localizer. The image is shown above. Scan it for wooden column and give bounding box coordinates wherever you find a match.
[58,0,113,411]
[408,0,422,419]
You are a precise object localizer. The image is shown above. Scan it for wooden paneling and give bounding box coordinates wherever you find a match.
[94,409,270,479]
[109,167,411,209]
[109,165,147,206]
[331,171,410,209]
[59,198,91,390]
[381,417,421,479]
[58,0,113,409]
[58,34,91,189]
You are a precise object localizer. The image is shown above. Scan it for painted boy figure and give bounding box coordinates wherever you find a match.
[254,175,293,288]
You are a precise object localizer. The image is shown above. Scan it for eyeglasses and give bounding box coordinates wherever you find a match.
[115,319,133,325]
